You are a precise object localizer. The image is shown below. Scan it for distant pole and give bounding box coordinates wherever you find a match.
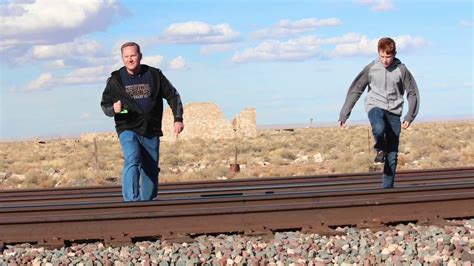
[93,137,100,170]
[310,118,313,128]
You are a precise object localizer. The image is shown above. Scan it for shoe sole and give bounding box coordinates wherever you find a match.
[373,162,384,165]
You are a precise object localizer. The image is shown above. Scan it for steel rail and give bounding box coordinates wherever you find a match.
[1,182,473,218]
[1,168,473,206]
[1,167,472,197]
[1,174,473,208]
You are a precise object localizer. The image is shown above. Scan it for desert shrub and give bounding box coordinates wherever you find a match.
[27,172,56,188]
[278,150,297,160]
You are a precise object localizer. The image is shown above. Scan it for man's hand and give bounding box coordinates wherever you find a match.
[402,121,411,129]
[338,121,345,128]
[113,100,122,113]
[174,121,184,135]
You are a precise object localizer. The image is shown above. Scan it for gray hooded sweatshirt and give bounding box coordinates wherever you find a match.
[339,57,420,123]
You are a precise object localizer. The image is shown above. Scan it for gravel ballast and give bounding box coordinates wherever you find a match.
[1,219,473,265]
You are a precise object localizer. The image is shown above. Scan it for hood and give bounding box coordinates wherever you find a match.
[375,57,402,70]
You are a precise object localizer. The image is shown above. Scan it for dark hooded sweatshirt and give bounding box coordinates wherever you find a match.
[100,65,183,137]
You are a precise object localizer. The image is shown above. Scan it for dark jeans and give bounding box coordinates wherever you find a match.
[118,130,160,201]
[368,107,401,189]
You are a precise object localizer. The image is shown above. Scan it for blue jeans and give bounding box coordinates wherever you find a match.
[368,107,401,189]
[118,130,160,201]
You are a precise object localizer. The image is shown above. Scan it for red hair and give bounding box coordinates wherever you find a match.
[378,37,396,55]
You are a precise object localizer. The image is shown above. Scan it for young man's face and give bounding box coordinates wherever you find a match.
[378,50,395,68]
[122,45,142,74]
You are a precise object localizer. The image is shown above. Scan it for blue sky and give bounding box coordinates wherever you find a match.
[0,0,472,140]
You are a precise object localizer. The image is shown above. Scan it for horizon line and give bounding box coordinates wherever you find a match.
[1,116,472,142]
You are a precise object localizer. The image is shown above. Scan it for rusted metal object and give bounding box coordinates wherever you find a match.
[1,167,473,206]
[229,163,240,173]
[2,167,472,196]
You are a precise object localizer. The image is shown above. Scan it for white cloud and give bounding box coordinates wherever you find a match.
[10,39,111,67]
[358,0,394,12]
[0,1,29,16]
[233,34,429,63]
[0,0,128,64]
[318,33,365,45]
[329,35,429,57]
[232,34,363,63]
[11,65,111,92]
[252,17,342,39]
[47,59,66,69]
[31,40,102,60]
[394,35,429,51]
[80,112,92,120]
[464,82,473,88]
[141,55,187,70]
[160,21,240,44]
[142,55,165,68]
[169,56,187,70]
[11,72,54,92]
[232,36,322,63]
[200,43,236,55]
[10,53,187,92]
[61,66,109,85]
[329,36,377,57]
[459,20,472,28]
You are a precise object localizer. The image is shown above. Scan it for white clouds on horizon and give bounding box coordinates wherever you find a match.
[252,17,342,39]
[357,0,394,12]
[232,34,429,63]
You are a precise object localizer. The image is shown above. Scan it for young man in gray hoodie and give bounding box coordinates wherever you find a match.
[338,37,420,188]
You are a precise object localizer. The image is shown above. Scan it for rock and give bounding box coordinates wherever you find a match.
[313,153,324,163]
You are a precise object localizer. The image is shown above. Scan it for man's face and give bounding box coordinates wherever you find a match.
[378,50,395,68]
[122,45,141,74]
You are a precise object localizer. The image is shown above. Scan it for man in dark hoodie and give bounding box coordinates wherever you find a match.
[101,42,184,201]
[338,37,420,188]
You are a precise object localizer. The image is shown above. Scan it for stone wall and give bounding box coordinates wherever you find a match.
[161,102,256,142]
[80,103,256,142]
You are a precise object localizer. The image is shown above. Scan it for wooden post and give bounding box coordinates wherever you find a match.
[93,137,100,170]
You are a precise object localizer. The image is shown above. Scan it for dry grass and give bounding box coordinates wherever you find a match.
[0,121,472,189]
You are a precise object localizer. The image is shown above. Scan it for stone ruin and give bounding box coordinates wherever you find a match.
[161,102,256,142]
[80,103,256,142]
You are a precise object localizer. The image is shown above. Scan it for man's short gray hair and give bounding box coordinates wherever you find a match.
[121,42,141,54]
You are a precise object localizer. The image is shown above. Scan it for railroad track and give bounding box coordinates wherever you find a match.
[0,167,473,250]
[2,167,472,205]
